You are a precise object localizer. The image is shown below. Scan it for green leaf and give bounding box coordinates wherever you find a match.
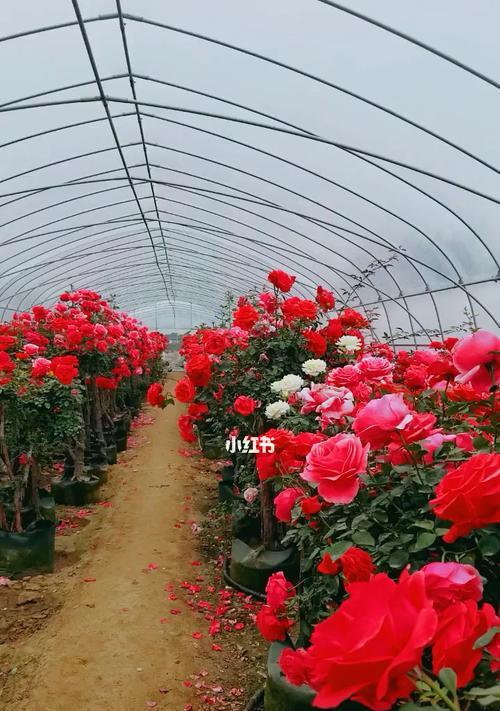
[352,530,375,546]
[438,668,457,695]
[388,550,409,569]
[412,520,435,530]
[473,626,500,649]
[329,540,352,558]
[479,535,500,557]
[411,532,436,551]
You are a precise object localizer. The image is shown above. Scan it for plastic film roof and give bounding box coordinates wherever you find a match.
[0,0,499,341]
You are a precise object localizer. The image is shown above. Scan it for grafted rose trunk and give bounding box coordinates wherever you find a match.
[71,408,86,480]
[261,479,280,550]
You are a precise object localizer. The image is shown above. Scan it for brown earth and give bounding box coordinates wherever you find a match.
[0,373,265,710]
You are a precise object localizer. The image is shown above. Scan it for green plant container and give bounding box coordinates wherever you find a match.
[0,520,56,578]
[51,476,102,505]
[106,443,117,465]
[228,538,299,595]
[265,639,364,711]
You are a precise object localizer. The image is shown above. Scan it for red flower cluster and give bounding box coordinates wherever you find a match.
[256,572,295,641]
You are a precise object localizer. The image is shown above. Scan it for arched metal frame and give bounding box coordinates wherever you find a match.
[0,3,498,338]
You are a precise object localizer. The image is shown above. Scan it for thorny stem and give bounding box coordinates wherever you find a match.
[418,671,461,711]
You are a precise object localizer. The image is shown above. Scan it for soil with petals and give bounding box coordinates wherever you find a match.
[0,373,265,710]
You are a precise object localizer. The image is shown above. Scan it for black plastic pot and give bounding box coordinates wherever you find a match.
[106,443,117,465]
[115,432,128,453]
[218,481,236,503]
[232,502,261,541]
[197,431,223,460]
[228,538,300,596]
[265,639,363,711]
[4,491,56,528]
[0,520,56,578]
[51,476,102,505]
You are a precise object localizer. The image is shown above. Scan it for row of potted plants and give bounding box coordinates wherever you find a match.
[0,289,167,577]
[159,269,499,711]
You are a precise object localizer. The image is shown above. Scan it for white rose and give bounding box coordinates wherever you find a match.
[276,373,304,396]
[270,378,285,394]
[265,400,291,420]
[302,359,327,377]
[336,335,362,353]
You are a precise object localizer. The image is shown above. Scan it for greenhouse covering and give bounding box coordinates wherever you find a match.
[0,0,498,338]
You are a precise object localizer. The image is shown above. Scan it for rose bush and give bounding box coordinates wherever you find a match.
[171,268,499,710]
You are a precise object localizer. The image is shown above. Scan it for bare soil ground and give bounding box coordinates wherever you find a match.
[0,373,265,710]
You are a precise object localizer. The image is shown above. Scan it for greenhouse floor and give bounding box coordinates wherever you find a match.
[0,373,263,710]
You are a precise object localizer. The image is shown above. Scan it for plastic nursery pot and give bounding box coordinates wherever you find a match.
[218,481,236,504]
[264,639,364,711]
[115,432,128,453]
[106,443,118,465]
[228,538,299,596]
[51,476,102,506]
[85,463,109,484]
[0,519,56,578]
[4,491,56,528]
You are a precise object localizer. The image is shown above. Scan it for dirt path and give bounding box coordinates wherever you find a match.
[5,373,223,711]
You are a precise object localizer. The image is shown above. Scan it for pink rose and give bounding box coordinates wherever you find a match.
[300,433,369,504]
[356,356,393,381]
[243,487,259,504]
[453,329,500,393]
[421,562,483,611]
[274,487,303,522]
[353,393,413,449]
[326,364,361,388]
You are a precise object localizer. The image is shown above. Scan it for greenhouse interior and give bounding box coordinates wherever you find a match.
[0,2,498,710]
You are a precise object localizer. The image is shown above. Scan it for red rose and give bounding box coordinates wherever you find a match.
[302,329,327,357]
[289,572,437,710]
[147,382,165,408]
[279,647,312,686]
[281,297,317,322]
[339,308,369,329]
[339,546,375,583]
[232,303,260,330]
[353,393,413,449]
[267,269,296,293]
[421,562,482,612]
[432,600,499,687]
[396,411,437,445]
[178,414,196,442]
[453,329,500,393]
[51,355,79,385]
[256,605,293,642]
[322,318,343,343]
[274,487,303,522]
[203,331,229,355]
[317,552,341,575]
[174,376,196,403]
[300,495,322,516]
[95,376,117,389]
[430,452,500,542]
[31,357,52,379]
[300,433,369,504]
[233,395,257,416]
[404,365,428,390]
[0,335,16,351]
[265,572,295,611]
[315,285,335,311]
[185,354,212,387]
[188,402,209,419]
